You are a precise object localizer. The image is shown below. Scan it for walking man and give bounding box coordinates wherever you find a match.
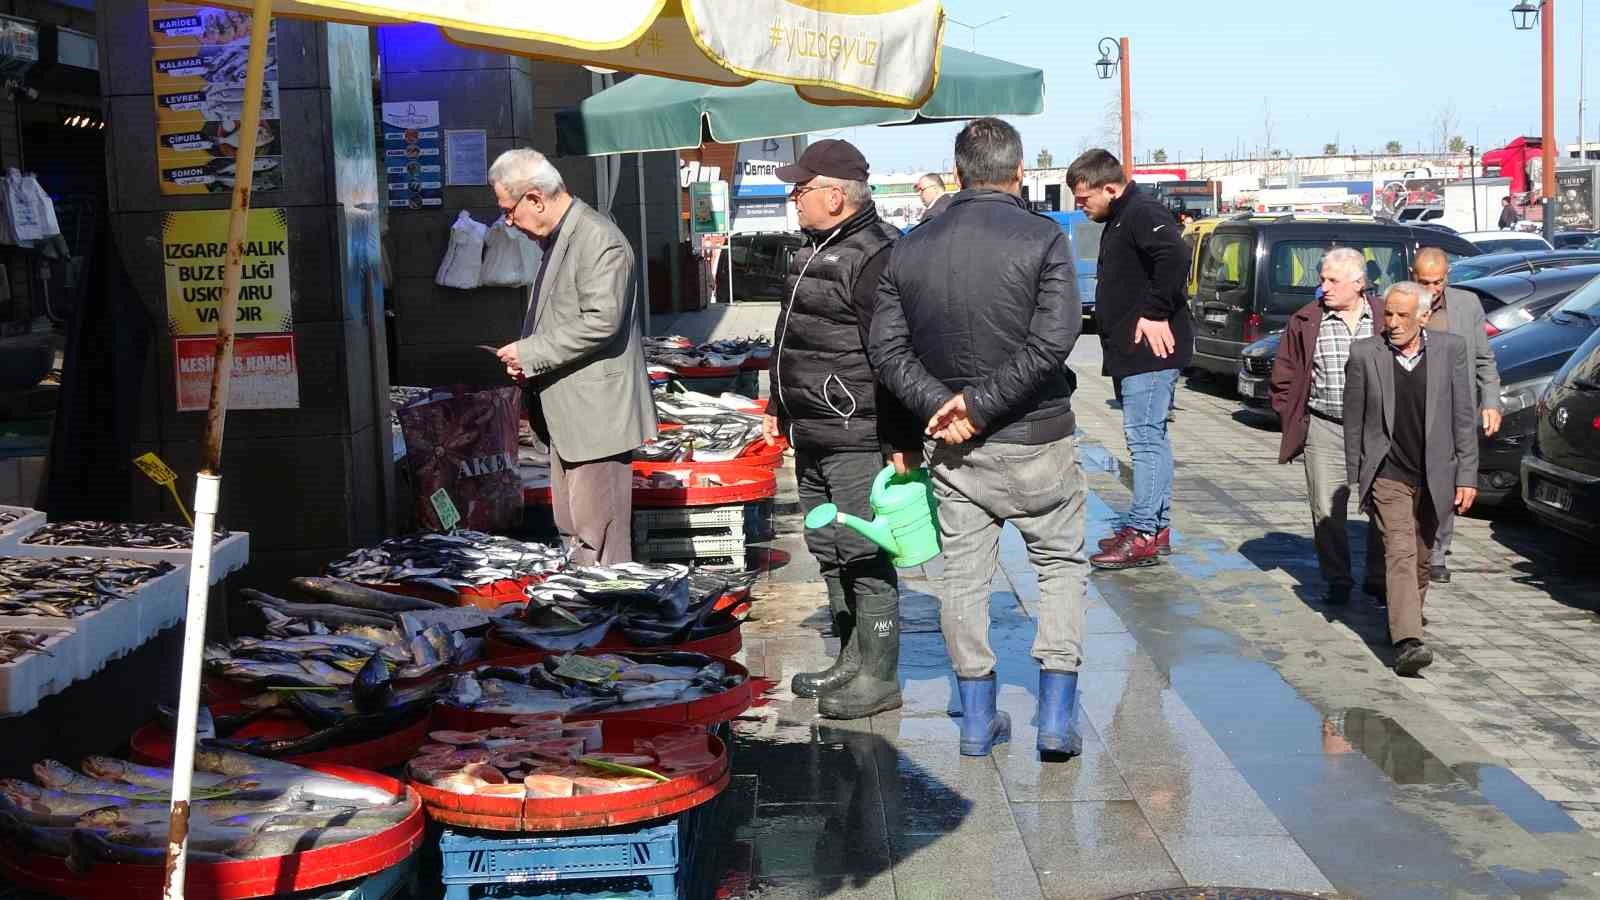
[1065,149,1193,569]
[1344,282,1478,675]
[492,148,655,565]
[765,139,922,720]
[1267,248,1386,604]
[1411,248,1501,584]
[915,173,952,222]
[872,118,1087,759]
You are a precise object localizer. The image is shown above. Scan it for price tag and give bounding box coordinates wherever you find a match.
[554,654,621,683]
[132,452,193,527]
[430,488,461,531]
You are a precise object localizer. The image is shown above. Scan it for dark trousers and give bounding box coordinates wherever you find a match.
[795,449,898,620]
[550,449,633,565]
[1369,477,1437,645]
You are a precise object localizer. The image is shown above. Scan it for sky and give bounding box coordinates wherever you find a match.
[829,0,1599,176]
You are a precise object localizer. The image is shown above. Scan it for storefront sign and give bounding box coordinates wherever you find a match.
[162,208,292,336]
[689,180,729,235]
[149,3,281,195]
[174,333,299,411]
[382,101,444,209]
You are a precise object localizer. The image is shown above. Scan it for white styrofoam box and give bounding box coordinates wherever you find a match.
[0,623,79,716]
[0,506,46,551]
[9,530,250,584]
[124,562,192,647]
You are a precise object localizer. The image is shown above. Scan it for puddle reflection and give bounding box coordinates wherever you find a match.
[1323,708,1456,785]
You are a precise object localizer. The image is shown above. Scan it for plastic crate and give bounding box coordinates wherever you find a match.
[438,820,682,900]
[632,505,745,532]
[635,531,746,561]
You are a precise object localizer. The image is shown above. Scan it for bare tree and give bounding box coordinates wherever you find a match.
[1432,102,1459,153]
[1260,98,1276,162]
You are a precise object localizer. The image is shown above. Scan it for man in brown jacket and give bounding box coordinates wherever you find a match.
[1268,248,1385,606]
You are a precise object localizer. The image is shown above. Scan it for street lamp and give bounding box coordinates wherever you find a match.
[1510,0,1557,237]
[1094,36,1133,176]
[946,14,1009,52]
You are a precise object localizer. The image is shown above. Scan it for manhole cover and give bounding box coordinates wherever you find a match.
[1107,883,1318,890]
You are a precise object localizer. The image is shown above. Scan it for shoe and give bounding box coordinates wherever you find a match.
[956,673,1011,757]
[1036,670,1082,758]
[792,582,858,699]
[1090,531,1162,569]
[1430,565,1451,584]
[1097,526,1171,556]
[1325,585,1350,606]
[819,611,902,720]
[1394,640,1434,676]
[1363,579,1386,601]
[1423,614,1430,627]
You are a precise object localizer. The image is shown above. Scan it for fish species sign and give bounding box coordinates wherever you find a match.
[133,452,194,526]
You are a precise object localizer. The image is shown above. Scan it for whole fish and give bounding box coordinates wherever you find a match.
[351,652,392,713]
[0,810,78,857]
[226,826,375,859]
[68,829,230,870]
[240,589,398,629]
[81,757,233,790]
[299,658,357,686]
[104,822,253,853]
[290,577,444,612]
[31,762,159,800]
[193,746,308,778]
[209,805,411,831]
[78,791,313,829]
[0,782,133,817]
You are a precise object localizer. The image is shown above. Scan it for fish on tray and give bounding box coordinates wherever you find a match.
[324,530,567,590]
[0,556,176,619]
[441,650,744,717]
[406,717,718,801]
[20,521,227,550]
[490,565,755,652]
[0,750,413,867]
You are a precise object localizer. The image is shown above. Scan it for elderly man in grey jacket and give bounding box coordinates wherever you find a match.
[1344,282,1478,676]
[1409,248,1501,583]
[493,148,656,564]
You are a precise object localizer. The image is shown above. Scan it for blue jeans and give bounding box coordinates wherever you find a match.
[1118,369,1179,534]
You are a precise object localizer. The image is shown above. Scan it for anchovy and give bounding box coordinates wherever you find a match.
[21,520,225,550]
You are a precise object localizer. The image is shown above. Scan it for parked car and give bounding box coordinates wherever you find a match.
[1187,213,1480,378]
[1478,271,1600,504]
[1457,230,1554,253]
[1522,323,1600,542]
[1552,230,1600,249]
[1448,249,1600,282]
[1236,331,1281,416]
[1042,210,1103,321]
[715,232,804,303]
[1455,264,1600,337]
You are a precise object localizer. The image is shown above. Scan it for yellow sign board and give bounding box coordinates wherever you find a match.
[161,208,293,336]
[133,451,194,526]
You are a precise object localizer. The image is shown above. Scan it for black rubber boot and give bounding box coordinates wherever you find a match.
[791,576,859,698]
[819,609,902,720]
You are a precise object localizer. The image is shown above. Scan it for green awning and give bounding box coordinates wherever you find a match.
[556,46,1045,157]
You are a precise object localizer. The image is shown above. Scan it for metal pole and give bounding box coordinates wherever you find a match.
[163,0,271,895]
[1470,144,1480,230]
[1543,0,1559,238]
[637,152,650,334]
[1119,37,1132,176]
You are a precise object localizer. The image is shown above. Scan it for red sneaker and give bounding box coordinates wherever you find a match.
[1090,530,1162,569]
[1097,526,1171,555]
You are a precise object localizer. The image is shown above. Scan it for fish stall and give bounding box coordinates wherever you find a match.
[644,336,770,395]
[1,520,251,583]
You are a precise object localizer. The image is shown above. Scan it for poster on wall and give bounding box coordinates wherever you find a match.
[689,181,730,235]
[1555,167,1597,231]
[445,129,488,186]
[161,208,292,335]
[174,334,300,411]
[382,101,444,209]
[149,3,282,195]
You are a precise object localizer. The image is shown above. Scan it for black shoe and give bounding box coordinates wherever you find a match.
[818,612,902,720]
[1394,640,1434,676]
[1325,585,1350,606]
[1430,565,1451,584]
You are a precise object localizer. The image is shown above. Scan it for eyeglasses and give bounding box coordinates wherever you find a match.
[502,192,534,220]
[789,183,836,203]
[916,184,938,195]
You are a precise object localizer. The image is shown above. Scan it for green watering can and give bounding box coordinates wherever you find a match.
[803,465,941,568]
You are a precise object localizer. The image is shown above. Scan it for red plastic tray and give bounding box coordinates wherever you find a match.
[409,720,729,832]
[668,364,742,378]
[128,702,435,771]
[528,465,775,508]
[0,765,423,899]
[483,624,743,660]
[432,653,755,731]
[357,577,533,612]
[633,443,783,474]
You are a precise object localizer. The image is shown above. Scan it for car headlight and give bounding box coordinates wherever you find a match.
[1500,377,1552,415]
[1488,306,1535,333]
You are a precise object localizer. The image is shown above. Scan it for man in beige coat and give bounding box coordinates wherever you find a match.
[492,148,656,564]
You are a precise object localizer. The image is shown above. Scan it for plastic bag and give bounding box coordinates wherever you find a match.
[5,169,46,244]
[397,386,523,532]
[434,210,488,290]
[479,219,542,287]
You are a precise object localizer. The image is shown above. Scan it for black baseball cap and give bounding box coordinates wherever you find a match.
[776,139,870,183]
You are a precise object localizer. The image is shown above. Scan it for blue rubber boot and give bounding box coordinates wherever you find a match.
[1036,670,1083,758]
[957,674,1010,757]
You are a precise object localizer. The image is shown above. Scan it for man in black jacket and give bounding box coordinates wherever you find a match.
[765,139,922,721]
[1067,149,1193,570]
[871,118,1088,760]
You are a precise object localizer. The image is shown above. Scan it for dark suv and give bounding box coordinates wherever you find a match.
[1523,322,1600,542]
[1190,214,1480,378]
[715,232,805,303]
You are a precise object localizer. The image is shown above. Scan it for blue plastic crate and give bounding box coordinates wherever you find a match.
[439,820,682,900]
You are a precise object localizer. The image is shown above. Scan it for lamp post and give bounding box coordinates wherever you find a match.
[946,13,1009,52]
[1511,0,1557,238]
[1095,36,1133,176]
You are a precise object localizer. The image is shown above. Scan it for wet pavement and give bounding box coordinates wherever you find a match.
[657,305,1600,897]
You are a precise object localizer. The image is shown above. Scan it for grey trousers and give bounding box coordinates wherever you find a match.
[928,435,1088,677]
[1303,414,1383,589]
[1430,509,1455,568]
[550,449,633,565]
[795,449,899,619]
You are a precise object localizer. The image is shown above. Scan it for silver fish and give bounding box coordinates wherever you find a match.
[80,757,232,790]
[31,762,158,800]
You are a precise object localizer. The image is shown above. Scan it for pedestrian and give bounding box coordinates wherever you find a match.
[1343,282,1478,675]
[915,173,952,222]
[1267,248,1386,605]
[764,138,922,721]
[1498,195,1520,230]
[871,117,1087,759]
[1065,149,1193,569]
[1410,248,1502,584]
[492,148,656,565]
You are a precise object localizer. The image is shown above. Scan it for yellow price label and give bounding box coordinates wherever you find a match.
[132,452,193,527]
